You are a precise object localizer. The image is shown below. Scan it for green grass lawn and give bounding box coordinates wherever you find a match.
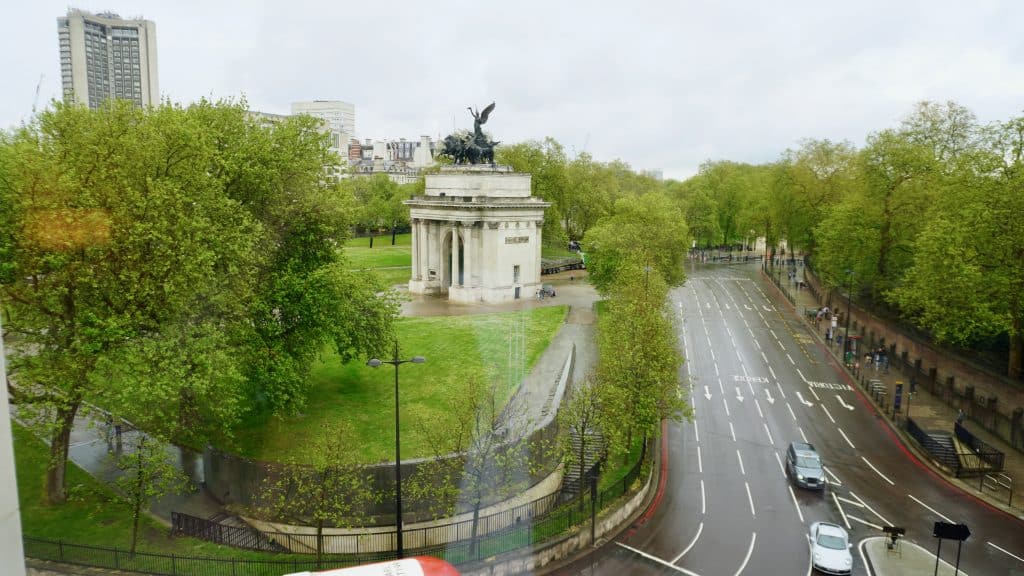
[230,305,568,463]
[344,233,412,288]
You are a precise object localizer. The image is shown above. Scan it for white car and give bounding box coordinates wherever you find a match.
[809,522,853,575]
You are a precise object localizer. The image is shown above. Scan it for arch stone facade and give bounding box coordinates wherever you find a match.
[406,166,550,303]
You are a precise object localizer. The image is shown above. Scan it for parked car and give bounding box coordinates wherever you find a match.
[809,522,852,575]
[786,441,825,490]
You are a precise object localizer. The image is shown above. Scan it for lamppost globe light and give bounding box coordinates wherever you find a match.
[367,358,383,368]
[411,356,426,364]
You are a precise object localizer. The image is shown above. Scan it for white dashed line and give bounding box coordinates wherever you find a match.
[909,494,954,523]
[763,422,774,446]
[723,397,731,417]
[838,428,856,449]
[861,457,895,485]
[733,533,757,576]
[745,482,755,517]
[694,420,700,443]
[786,353,795,365]
[787,402,797,421]
[672,521,704,563]
[730,421,737,442]
[831,491,851,530]
[775,380,785,398]
[775,451,786,477]
[988,542,1024,563]
[789,486,804,523]
[697,446,703,473]
[754,398,764,419]
[799,426,808,443]
[821,405,836,424]
[737,449,746,475]
[808,387,821,401]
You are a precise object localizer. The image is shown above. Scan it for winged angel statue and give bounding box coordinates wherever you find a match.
[440,102,500,165]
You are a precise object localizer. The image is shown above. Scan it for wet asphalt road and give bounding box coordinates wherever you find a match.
[552,262,1024,576]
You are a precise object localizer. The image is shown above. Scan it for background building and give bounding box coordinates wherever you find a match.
[58,9,159,109]
[291,100,356,160]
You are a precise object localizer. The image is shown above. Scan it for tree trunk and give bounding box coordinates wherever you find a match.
[470,502,481,558]
[369,233,374,248]
[131,436,145,555]
[1009,316,1022,380]
[45,401,80,505]
[391,226,397,245]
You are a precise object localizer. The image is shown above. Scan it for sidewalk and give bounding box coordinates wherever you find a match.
[28,270,600,528]
[769,266,1024,521]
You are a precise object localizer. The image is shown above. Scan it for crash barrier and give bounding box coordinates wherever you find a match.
[979,472,1014,508]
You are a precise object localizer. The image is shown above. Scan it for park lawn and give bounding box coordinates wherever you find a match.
[12,424,303,561]
[369,267,411,288]
[230,305,568,464]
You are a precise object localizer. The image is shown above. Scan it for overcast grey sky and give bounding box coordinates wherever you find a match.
[5,1,1023,179]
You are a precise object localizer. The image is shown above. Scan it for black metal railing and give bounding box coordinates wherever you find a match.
[906,418,961,475]
[955,422,1005,473]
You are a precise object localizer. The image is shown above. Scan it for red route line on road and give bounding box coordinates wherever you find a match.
[623,419,670,539]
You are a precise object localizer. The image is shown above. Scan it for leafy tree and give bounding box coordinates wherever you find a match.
[582,192,689,294]
[113,434,188,554]
[406,378,542,555]
[1,101,258,504]
[558,372,605,497]
[890,115,1024,378]
[596,263,690,462]
[259,421,374,568]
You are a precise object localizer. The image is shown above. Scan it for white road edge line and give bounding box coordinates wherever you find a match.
[788,485,804,523]
[763,422,774,446]
[671,521,704,563]
[745,482,755,517]
[838,428,856,449]
[861,457,895,485]
[857,540,874,576]
[615,542,703,576]
[988,541,1024,563]
[733,532,757,576]
[849,491,893,526]
[908,494,954,523]
[831,490,851,530]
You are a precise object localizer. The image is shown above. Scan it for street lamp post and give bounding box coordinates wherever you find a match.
[844,270,854,362]
[367,343,425,559]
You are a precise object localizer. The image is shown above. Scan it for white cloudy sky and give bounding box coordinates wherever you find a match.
[4,1,1023,179]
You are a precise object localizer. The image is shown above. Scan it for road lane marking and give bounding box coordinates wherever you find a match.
[988,542,1024,563]
[694,420,700,443]
[821,405,836,424]
[837,496,862,507]
[733,532,756,576]
[763,422,774,445]
[908,494,954,523]
[831,491,851,530]
[836,395,855,410]
[808,387,821,401]
[703,386,712,400]
[861,457,895,486]
[697,446,703,473]
[769,366,777,380]
[775,380,785,398]
[823,465,843,487]
[796,391,814,407]
[714,363,719,376]
[787,402,797,421]
[847,514,883,531]
[719,378,725,394]
[754,339,762,350]
[700,479,706,514]
[764,388,775,404]
[754,399,764,419]
[778,341,786,351]
[775,451,786,477]
[737,449,746,475]
[735,387,745,402]
[770,329,778,339]
[788,486,804,523]
[796,368,807,382]
[850,490,893,526]
[838,428,855,449]
[745,482,755,517]
[671,521,704,563]
[786,353,795,365]
[799,426,808,443]
[615,542,703,576]
[723,397,731,416]
[710,348,716,362]
[730,421,737,442]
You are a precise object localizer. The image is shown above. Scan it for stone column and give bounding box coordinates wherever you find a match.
[464,222,474,288]
[452,224,461,287]
[411,218,420,280]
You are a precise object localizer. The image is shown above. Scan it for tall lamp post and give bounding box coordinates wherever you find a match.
[844,269,854,361]
[367,343,425,559]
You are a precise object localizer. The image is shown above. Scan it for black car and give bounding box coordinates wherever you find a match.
[786,441,825,490]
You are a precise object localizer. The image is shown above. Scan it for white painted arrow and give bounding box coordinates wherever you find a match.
[744,304,753,310]
[704,386,712,400]
[795,391,814,407]
[724,303,731,310]
[762,305,772,311]
[735,386,745,402]
[765,388,776,405]
[836,395,855,411]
